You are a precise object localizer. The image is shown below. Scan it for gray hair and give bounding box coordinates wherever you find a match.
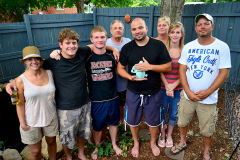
[110,20,124,30]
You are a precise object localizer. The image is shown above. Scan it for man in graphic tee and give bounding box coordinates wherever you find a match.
[170,14,231,160]
[86,26,122,160]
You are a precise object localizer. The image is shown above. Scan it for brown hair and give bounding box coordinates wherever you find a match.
[58,28,80,43]
[90,25,107,38]
[166,22,185,52]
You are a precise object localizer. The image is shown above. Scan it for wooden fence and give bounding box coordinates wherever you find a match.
[0,14,93,82]
[0,2,240,83]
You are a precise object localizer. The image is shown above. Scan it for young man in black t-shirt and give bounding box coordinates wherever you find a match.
[117,18,172,158]
[43,29,92,160]
[87,26,122,160]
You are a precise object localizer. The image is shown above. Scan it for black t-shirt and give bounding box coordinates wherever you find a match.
[42,46,91,110]
[86,51,118,102]
[119,38,171,95]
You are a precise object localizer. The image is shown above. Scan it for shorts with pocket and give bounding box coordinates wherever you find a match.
[177,91,218,137]
[57,103,92,149]
[20,115,58,145]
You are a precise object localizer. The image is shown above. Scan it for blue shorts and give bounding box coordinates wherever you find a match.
[91,98,120,132]
[124,89,164,127]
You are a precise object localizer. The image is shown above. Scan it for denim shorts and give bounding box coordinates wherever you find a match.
[161,89,182,126]
[91,97,120,131]
[124,89,164,127]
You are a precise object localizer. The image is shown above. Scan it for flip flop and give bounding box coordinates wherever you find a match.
[158,138,165,147]
[170,144,188,155]
[166,139,173,148]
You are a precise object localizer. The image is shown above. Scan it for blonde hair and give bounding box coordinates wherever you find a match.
[90,25,107,38]
[166,22,185,52]
[157,16,171,26]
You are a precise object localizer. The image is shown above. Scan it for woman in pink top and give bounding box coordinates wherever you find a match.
[155,16,171,45]
[158,22,185,148]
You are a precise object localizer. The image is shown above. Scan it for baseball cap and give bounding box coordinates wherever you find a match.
[19,46,44,63]
[195,13,214,24]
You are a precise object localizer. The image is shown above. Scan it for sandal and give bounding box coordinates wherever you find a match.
[170,144,188,155]
[158,138,165,147]
[166,139,173,148]
[202,153,212,160]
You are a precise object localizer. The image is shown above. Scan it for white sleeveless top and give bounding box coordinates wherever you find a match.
[20,70,57,127]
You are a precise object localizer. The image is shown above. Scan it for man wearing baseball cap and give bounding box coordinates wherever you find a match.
[170,13,231,160]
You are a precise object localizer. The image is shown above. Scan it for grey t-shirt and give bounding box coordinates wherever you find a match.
[106,37,131,92]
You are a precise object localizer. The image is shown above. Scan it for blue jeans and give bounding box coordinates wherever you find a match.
[161,89,182,126]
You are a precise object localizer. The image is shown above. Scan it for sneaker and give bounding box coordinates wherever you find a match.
[158,138,165,147]
[166,139,173,147]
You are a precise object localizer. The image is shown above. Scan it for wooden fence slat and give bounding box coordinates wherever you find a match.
[93,8,97,26]
[24,15,34,46]
[148,5,154,37]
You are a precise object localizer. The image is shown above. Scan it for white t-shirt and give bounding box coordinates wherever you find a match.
[106,37,131,92]
[179,38,231,104]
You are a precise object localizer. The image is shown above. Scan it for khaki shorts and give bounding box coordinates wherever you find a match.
[58,103,92,149]
[177,91,218,137]
[20,116,58,145]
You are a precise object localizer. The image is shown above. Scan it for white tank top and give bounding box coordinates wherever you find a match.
[20,70,57,127]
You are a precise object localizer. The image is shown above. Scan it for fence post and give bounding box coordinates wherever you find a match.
[93,8,97,26]
[24,14,34,46]
[148,5,155,37]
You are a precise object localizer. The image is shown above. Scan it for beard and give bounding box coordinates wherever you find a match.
[197,30,210,38]
[198,33,208,37]
[134,33,147,41]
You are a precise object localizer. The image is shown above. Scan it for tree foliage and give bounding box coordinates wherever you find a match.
[1,0,33,22]
[0,0,132,22]
[1,0,239,23]
[185,0,240,3]
[91,0,132,7]
[131,0,161,7]
[0,0,64,22]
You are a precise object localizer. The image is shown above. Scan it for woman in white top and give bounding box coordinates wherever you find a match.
[16,46,58,160]
[155,16,171,45]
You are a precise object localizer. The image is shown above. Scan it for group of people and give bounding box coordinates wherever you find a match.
[6,13,231,160]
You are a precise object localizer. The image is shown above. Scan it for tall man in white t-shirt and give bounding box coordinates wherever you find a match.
[170,14,231,160]
[106,20,131,123]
